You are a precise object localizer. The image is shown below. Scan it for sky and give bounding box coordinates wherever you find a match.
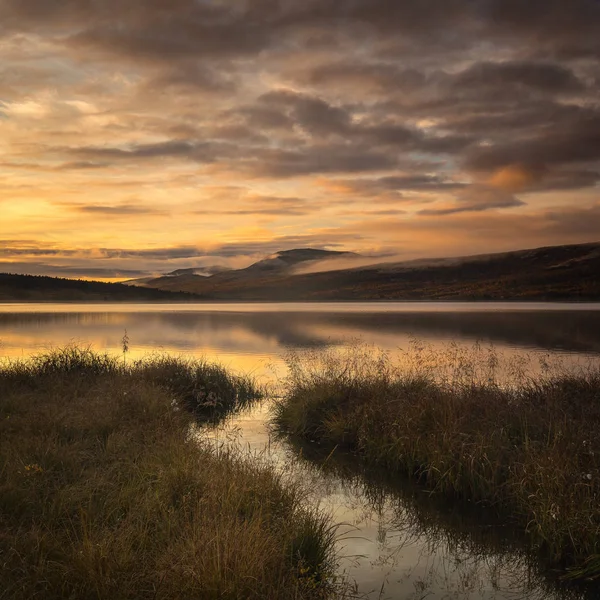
[1,0,599,280]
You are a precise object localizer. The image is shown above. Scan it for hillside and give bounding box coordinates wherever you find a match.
[135,242,600,301]
[0,273,200,302]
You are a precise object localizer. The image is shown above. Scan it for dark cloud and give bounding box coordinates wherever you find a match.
[69,20,272,62]
[536,169,600,192]
[3,0,599,61]
[484,0,600,59]
[251,89,475,153]
[7,1,596,181]
[247,145,398,177]
[452,61,585,93]
[72,204,168,216]
[194,195,311,217]
[418,186,525,216]
[440,101,598,136]
[331,175,466,196]
[68,140,224,163]
[99,246,205,260]
[466,125,600,173]
[0,247,78,258]
[235,106,294,132]
[260,89,352,136]
[300,63,426,93]
[142,62,237,93]
[56,161,111,170]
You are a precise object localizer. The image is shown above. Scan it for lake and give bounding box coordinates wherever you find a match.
[1,301,600,372]
[2,302,600,599]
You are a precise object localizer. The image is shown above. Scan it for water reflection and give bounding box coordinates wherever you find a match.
[290,439,596,600]
[1,304,599,377]
[208,403,598,600]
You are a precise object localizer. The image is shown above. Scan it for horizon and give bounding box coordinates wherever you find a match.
[1,239,598,284]
[1,1,599,281]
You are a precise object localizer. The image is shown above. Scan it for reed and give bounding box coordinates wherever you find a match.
[0,347,339,599]
[272,342,600,579]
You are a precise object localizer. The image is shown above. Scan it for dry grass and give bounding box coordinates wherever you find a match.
[272,342,600,580]
[0,347,338,599]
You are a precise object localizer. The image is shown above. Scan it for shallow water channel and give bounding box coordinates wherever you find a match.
[205,403,599,600]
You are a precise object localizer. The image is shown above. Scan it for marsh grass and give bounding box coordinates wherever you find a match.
[286,437,600,599]
[0,347,338,599]
[272,341,600,579]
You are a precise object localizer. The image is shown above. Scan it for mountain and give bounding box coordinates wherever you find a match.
[167,266,232,277]
[123,265,232,286]
[0,273,201,302]
[3,243,599,302]
[139,248,359,290]
[241,249,358,274]
[132,243,600,301]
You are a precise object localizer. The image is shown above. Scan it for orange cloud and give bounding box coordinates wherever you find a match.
[488,164,541,191]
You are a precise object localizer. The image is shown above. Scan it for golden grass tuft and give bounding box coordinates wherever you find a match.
[0,348,338,599]
[272,342,600,580]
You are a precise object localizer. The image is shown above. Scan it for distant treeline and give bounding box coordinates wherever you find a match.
[0,273,200,302]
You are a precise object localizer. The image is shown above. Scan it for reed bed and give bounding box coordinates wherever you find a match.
[272,342,600,580]
[0,347,338,599]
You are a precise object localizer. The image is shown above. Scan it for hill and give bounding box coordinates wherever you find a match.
[134,242,600,301]
[0,273,200,302]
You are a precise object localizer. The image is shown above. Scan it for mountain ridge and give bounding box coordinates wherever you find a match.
[130,242,600,301]
[2,242,599,302]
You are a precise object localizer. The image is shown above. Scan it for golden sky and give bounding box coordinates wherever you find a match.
[1,0,599,280]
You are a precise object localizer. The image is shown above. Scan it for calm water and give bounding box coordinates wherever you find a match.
[1,302,600,374]
[208,405,596,600]
[2,302,600,599]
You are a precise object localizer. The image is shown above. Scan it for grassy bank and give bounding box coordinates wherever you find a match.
[0,348,338,599]
[286,438,600,599]
[272,343,600,579]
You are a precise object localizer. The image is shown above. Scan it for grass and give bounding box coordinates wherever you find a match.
[0,347,339,599]
[286,440,597,599]
[272,341,600,580]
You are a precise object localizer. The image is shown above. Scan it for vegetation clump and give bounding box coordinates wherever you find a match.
[0,347,338,599]
[272,342,600,580]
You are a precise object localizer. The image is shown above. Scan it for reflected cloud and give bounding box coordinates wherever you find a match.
[1,306,599,380]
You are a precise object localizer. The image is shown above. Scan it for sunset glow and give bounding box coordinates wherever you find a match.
[1,1,599,280]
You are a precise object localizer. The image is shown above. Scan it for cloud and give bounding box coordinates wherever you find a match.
[467,126,600,173]
[193,193,312,217]
[260,89,352,137]
[68,203,168,216]
[488,165,542,192]
[55,161,111,170]
[69,140,215,162]
[298,62,426,93]
[326,175,467,197]
[418,186,525,216]
[1,0,599,278]
[452,61,585,93]
[335,202,600,260]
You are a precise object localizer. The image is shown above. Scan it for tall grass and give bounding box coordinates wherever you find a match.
[272,342,600,580]
[0,347,339,599]
[4,345,262,421]
[286,437,598,599]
